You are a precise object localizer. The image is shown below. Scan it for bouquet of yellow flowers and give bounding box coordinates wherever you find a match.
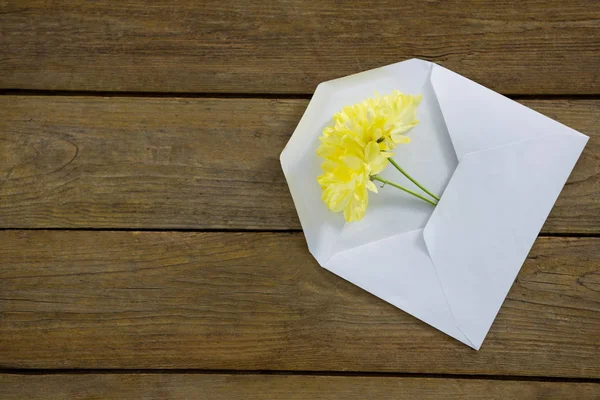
[317,91,439,222]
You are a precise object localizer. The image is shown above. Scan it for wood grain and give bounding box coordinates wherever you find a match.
[1,374,598,400]
[0,97,597,232]
[0,0,599,94]
[0,231,598,377]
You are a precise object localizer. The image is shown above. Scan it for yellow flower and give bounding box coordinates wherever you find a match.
[317,141,387,222]
[316,91,422,222]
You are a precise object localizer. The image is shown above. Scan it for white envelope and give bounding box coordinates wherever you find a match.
[280,59,588,349]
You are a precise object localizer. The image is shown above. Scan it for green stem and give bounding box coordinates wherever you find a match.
[388,158,441,202]
[372,176,437,206]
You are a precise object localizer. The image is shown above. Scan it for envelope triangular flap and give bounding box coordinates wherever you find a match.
[424,65,589,349]
[325,229,473,347]
[430,65,586,160]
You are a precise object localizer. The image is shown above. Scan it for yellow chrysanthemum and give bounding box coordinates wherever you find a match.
[317,91,422,222]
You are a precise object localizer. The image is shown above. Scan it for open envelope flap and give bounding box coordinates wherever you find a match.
[280,59,434,264]
[424,66,589,349]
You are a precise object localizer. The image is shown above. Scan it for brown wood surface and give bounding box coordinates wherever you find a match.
[0,97,597,232]
[0,231,598,378]
[1,0,599,395]
[1,1,599,95]
[1,374,598,400]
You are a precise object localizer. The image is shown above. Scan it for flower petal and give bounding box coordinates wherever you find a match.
[365,141,389,175]
[391,133,412,144]
[341,155,364,171]
[366,179,378,193]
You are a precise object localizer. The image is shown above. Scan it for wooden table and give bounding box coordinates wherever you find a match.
[1,1,599,398]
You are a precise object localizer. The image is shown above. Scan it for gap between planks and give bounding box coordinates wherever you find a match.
[0,228,597,238]
[0,369,599,384]
[1,89,600,101]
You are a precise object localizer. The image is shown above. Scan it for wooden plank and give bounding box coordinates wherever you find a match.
[0,374,598,400]
[0,97,597,232]
[0,1,599,95]
[0,231,598,377]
